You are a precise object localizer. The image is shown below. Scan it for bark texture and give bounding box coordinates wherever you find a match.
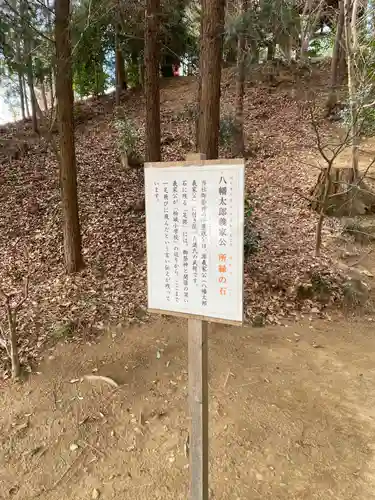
[115,29,127,106]
[197,0,225,159]
[144,0,161,162]
[326,0,345,114]
[41,80,49,111]
[16,34,26,120]
[195,12,204,151]
[23,78,30,118]
[344,0,359,177]
[55,0,84,273]
[234,0,248,157]
[266,40,275,61]
[21,0,38,132]
[18,71,26,120]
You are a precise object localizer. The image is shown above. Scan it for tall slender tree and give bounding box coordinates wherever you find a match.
[18,70,26,120]
[115,26,127,106]
[326,0,345,114]
[144,0,161,161]
[23,77,30,118]
[234,0,248,157]
[15,30,26,120]
[344,0,359,177]
[197,0,225,159]
[21,0,38,132]
[55,0,84,273]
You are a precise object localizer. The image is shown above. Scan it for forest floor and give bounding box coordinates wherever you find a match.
[2,62,375,498]
[2,62,375,374]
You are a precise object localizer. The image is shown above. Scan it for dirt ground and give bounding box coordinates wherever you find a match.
[2,315,375,500]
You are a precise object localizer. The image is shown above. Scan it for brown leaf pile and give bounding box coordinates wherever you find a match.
[0,68,345,374]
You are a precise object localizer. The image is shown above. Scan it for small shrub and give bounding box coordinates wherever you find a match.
[114,117,140,157]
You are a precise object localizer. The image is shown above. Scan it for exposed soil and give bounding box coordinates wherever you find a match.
[2,316,375,499]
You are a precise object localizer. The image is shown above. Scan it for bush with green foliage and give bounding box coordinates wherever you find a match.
[71,0,110,97]
[307,34,333,58]
[114,117,140,157]
[224,0,300,63]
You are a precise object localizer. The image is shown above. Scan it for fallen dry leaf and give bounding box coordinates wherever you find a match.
[83,374,119,388]
[0,66,351,373]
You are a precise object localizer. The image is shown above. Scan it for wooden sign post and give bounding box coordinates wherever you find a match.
[188,317,208,499]
[144,154,244,500]
[186,153,209,500]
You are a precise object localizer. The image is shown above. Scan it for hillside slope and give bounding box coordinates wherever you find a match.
[0,65,364,373]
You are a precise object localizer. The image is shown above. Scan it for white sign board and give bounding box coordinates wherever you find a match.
[145,160,244,324]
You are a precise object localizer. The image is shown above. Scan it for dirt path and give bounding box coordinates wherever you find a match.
[1,316,375,499]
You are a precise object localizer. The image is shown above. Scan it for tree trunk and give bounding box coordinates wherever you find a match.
[115,31,121,106]
[23,78,30,118]
[41,80,49,111]
[280,35,293,63]
[18,71,26,120]
[195,11,204,151]
[55,0,84,273]
[344,0,359,177]
[21,0,38,133]
[33,84,44,119]
[234,0,248,157]
[266,40,275,61]
[115,29,127,106]
[144,0,161,162]
[338,37,347,81]
[49,71,55,107]
[15,34,26,120]
[249,39,259,64]
[197,0,225,159]
[45,0,55,107]
[27,66,38,132]
[139,60,145,87]
[300,0,312,59]
[326,0,344,114]
[118,56,126,90]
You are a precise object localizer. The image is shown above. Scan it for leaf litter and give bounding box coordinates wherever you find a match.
[0,67,349,375]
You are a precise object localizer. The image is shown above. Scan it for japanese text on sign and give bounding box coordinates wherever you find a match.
[145,161,244,323]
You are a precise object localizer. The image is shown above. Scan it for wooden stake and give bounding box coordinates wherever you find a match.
[186,153,209,500]
[188,318,208,500]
